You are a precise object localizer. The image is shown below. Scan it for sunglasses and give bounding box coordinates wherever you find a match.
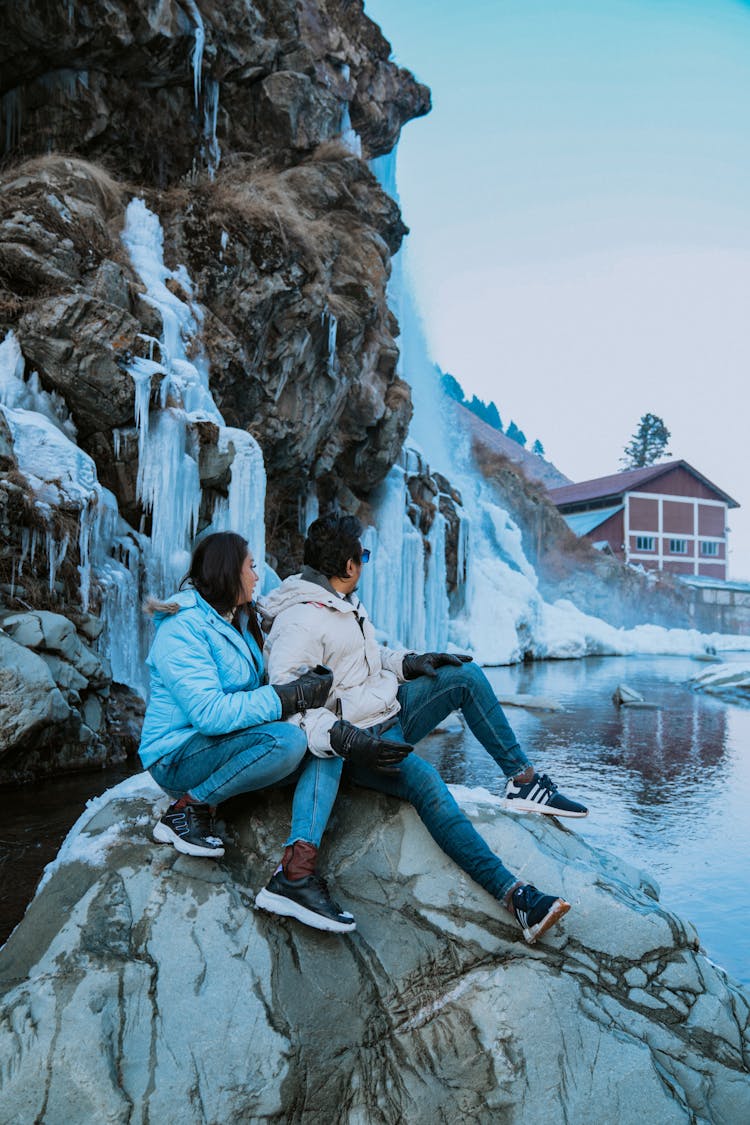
[360,548,371,564]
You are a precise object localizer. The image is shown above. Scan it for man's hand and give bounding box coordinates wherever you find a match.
[402,652,473,680]
[272,665,333,718]
[329,720,413,773]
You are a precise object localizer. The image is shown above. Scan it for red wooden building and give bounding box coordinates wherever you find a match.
[547,461,739,580]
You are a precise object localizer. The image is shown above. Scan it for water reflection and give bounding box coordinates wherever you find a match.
[418,655,749,985]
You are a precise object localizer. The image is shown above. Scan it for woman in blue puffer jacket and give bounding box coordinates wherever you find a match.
[139,531,355,932]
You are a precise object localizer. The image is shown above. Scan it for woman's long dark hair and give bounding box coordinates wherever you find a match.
[180,531,264,648]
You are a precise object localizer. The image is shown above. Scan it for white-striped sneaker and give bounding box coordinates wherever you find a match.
[504,772,588,817]
[509,883,570,944]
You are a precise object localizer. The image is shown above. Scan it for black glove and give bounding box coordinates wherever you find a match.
[329,720,413,773]
[272,665,333,719]
[402,652,473,680]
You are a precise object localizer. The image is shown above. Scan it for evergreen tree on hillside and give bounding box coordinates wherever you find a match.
[506,421,527,447]
[435,365,519,438]
[621,413,671,469]
[532,439,545,457]
[440,371,465,403]
[468,395,503,432]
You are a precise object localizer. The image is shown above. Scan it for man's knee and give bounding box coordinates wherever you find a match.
[400,755,449,810]
[439,658,485,693]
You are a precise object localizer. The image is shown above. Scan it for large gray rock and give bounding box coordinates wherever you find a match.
[0,612,143,784]
[1,777,747,1123]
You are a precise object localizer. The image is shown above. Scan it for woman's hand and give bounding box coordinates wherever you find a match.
[272,665,334,718]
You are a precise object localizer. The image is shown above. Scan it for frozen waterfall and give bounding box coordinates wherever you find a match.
[121,197,266,601]
[366,151,750,663]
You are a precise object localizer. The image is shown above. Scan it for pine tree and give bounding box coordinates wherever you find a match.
[506,421,527,447]
[621,413,671,469]
[440,371,465,403]
[532,439,545,457]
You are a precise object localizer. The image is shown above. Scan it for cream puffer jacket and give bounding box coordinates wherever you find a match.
[261,569,409,757]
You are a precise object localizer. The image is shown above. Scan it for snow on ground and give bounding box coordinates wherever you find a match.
[690,661,750,700]
[36,773,165,893]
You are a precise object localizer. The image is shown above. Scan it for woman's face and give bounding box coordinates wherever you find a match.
[239,551,259,604]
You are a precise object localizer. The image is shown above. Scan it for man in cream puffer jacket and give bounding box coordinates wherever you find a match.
[262,568,408,757]
[256,513,590,946]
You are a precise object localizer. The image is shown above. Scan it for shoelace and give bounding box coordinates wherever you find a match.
[175,805,222,845]
[310,875,344,911]
[536,774,558,795]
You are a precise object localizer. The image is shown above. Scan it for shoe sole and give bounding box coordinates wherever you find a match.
[153,821,225,858]
[255,887,357,934]
[522,898,570,944]
[504,798,588,818]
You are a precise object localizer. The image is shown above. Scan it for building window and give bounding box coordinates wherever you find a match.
[635,536,655,551]
[700,541,720,557]
[669,539,688,554]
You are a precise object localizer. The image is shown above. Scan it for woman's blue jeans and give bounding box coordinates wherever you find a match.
[148,721,342,848]
[349,661,532,902]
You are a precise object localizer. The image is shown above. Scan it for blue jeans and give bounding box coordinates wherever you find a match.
[348,662,532,902]
[148,722,342,847]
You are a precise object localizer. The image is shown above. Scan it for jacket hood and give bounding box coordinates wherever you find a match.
[147,587,233,631]
[259,570,358,623]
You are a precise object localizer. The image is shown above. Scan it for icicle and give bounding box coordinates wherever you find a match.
[47,531,69,592]
[298,486,319,536]
[339,104,362,157]
[424,512,449,651]
[1,88,22,152]
[202,78,221,178]
[327,311,338,376]
[183,0,205,106]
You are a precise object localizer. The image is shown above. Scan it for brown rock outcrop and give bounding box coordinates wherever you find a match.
[0,0,430,184]
[0,0,428,574]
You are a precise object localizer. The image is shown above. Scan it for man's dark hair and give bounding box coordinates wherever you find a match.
[304,513,363,579]
[182,531,249,615]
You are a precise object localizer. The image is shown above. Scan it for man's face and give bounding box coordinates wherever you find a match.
[345,543,371,592]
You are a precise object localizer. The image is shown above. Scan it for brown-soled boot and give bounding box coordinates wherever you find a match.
[255,840,356,933]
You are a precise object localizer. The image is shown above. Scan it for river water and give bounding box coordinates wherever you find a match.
[2,654,748,987]
[420,653,750,986]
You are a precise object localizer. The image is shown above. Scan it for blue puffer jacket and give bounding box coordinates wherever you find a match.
[138,589,282,769]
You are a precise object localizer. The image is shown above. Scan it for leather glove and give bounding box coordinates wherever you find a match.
[329,720,413,773]
[272,665,333,719]
[402,652,473,680]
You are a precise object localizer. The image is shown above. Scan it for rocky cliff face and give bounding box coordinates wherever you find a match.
[1,776,747,1121]
[0,0,434,779]
[0,0,429,563]
[0,1,429,183]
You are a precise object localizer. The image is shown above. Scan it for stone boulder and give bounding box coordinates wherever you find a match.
[0,610,143,784]
[1,777,747,1122]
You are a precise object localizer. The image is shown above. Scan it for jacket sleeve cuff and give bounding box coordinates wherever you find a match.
[303,708,338,758]
[380,647,411,682]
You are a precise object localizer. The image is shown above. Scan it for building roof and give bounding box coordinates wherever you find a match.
[547,460,739,510]
[563,504,623,537]
[680,575,750,594]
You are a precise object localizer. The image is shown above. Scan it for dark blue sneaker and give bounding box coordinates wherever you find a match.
[255,871,356,934]
[504,772,588,818]
[153,801,225,858]
[510,883,570,944]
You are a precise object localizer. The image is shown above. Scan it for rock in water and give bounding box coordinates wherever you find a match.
[0,777,748,1123]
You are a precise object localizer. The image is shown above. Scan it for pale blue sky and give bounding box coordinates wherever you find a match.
[364,0,750,577]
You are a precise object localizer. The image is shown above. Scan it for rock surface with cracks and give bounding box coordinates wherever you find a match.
[0,775,748,1123]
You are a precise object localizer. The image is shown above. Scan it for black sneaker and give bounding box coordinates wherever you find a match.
[510,883,570,944]
[504,772,588,818]
[153,802,225,858]
[255,871,356,934]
